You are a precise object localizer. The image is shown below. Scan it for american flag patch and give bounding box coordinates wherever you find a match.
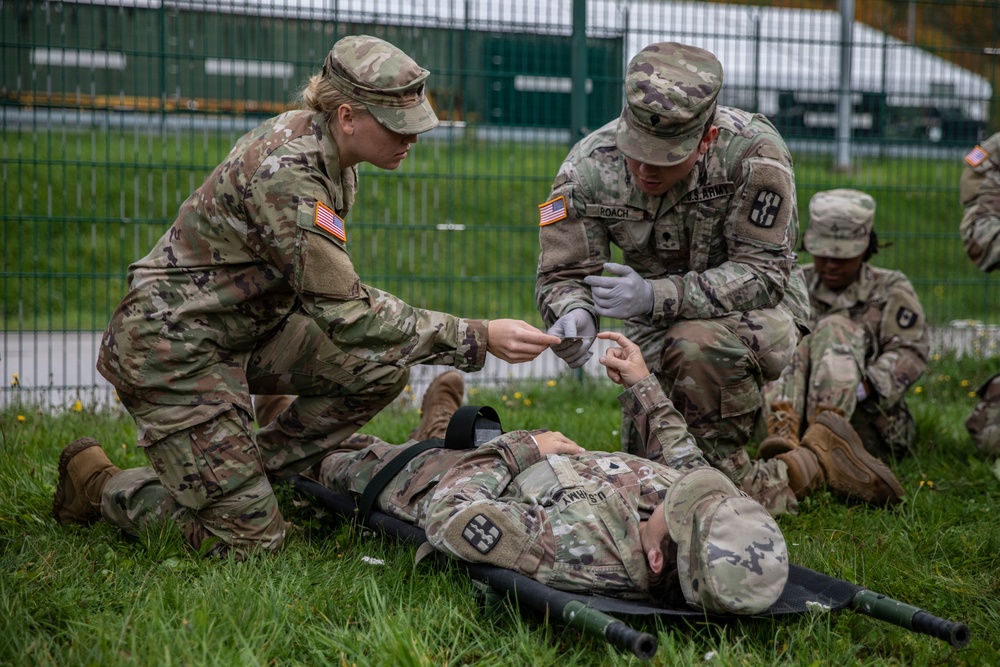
[965,145,989,167]
[538,196,568,226]
[315,201,346,242]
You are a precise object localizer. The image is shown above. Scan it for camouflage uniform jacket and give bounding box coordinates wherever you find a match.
[803,263,928,411]
[536,106,809,330]
[960,132,1000,272]
[98,110,488,414]
[321,374,707,598]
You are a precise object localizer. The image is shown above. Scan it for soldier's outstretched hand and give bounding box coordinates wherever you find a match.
[487,319,561,363]
[597,331,650,389]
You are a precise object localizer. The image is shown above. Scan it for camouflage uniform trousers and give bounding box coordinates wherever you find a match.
[623,306,800,516]
[101,313,409,558]
[966,370,1000,458]
[764,314,915,460]
[312,435,444,522]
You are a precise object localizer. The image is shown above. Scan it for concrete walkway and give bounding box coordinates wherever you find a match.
[4,324,1000,409]
[0,329,618,409]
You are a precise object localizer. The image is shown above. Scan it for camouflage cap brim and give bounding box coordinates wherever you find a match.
[326,34,440,136]
[368,98,439,135]
[665,468,739,610]
[802,229,869,259]
[615,106,703,167]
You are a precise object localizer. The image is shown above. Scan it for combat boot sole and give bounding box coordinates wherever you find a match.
[804,412,904,505]
[53,437,118,525]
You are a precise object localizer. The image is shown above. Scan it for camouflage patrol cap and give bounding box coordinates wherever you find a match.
[665,468,788,615]
[615,42,723,167]
[325,35,439,134]
[804,189,876,259]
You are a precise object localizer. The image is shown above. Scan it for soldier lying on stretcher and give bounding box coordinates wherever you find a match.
[303,332,789,614]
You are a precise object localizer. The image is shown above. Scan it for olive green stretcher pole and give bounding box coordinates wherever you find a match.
[462,561,658,660]
[851,590,970,648]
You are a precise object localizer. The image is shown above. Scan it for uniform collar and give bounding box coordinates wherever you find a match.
[621,153,703,215]
[315,111,358,215]
[810,262,875,307]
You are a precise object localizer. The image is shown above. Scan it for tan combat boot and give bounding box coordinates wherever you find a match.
[254,394,294,428]
[758,402,801,459]
[799,411,904,505]
[776,446,824,499]
[53,438,121,524]
[411,372,465,441]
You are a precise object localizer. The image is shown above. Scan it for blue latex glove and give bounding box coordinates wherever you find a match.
[546,309,598,369]
[584,263,654,320]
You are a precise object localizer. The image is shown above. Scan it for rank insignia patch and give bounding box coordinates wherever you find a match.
[748,190,783,228]
[315,201,346,242]
[596,456,629,476]
[538,196,568,226]
[462,514,501,554]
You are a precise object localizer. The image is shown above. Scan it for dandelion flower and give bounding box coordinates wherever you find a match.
[914,386,923,394]
[501,395,508,402]
[961,379,970,387]
[469,387,478,396]
[546,379,557,387]
[514,392,523,399]
[10,373,19,387]
[17,415,25,423]
[523,399,532,406]
[969,391,977,398]
[72,400,83,412]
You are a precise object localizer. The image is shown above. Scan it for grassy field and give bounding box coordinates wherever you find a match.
[3,126,999,332]
[2,352,999,666]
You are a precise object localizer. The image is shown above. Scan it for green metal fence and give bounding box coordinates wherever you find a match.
[3,0,1000,405]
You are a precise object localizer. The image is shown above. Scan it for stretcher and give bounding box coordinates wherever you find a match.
[293,475,970,660]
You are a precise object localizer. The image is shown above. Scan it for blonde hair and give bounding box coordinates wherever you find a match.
[297,72,368,118]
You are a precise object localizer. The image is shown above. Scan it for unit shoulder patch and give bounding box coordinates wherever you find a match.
[748,190,783,228]
[896,306,918,329]
[462,514,502,554]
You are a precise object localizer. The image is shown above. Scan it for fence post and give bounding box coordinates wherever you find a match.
[836,0,855,170]
[571,0,588,141]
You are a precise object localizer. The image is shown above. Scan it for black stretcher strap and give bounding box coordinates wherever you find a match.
[357,405,502,523]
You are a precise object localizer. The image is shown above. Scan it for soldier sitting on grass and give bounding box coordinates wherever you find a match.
[759,189,929,476]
